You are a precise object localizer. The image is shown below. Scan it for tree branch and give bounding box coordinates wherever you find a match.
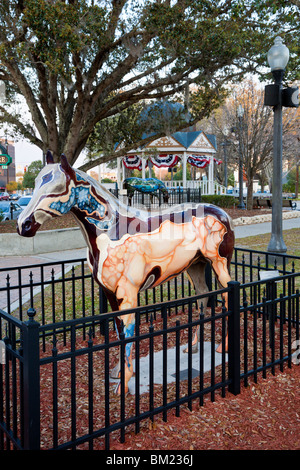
[0,104,43,149]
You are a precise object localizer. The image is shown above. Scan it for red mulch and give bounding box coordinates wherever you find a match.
[35,307,300,451]
[110,365,300,451]
[0,212,78,233]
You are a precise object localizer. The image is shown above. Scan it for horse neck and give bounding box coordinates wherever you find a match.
[68,172,118,256]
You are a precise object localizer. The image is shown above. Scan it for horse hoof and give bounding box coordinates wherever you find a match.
[110,363,121,379]
[183,344,198,354]
[216,335,228,354]
[115,382,129,396]
[216,343,228,354]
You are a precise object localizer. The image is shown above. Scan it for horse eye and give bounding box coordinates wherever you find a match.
[40,171,53,187]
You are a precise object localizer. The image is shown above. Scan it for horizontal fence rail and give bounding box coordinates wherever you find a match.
[109,187,202,208]
[0,248,299,450]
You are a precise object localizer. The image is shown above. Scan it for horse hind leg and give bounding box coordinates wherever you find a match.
[101,289,122,379]
[210,257,232,353]
[184,261,209,354]
[114,283,139,395]
[104,288,135,384]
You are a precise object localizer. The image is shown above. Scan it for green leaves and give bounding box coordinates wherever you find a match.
[0,0,299,166]
[22,160,43,189]
[22,0,108,77]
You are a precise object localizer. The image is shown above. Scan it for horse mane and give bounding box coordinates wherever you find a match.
[74,168,198,223]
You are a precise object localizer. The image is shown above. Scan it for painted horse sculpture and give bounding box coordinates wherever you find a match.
[17,152,235,394]
[123,177,169,206]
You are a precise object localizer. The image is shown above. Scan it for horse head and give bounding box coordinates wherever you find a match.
[17,151,76,237]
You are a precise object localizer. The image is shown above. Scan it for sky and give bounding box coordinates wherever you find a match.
[14,140,43,167]
[14,139,88,169]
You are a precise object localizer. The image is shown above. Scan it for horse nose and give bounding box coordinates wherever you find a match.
[24,218,33,232]
[18,215,38,237]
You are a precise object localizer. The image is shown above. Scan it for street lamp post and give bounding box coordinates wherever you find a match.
[221,131,230,190]
[5,137,9,186]
[266,37,290,257]
[237,105,245,209]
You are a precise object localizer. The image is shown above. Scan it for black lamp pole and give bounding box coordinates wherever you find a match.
[267,67,287,256]
[220,139,229,190]
[265,37,291,257]
[5,136,9,186]
[237,105,245,209]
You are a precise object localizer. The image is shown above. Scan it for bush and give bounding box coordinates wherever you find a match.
[101,178,115,183]
[201,194,236,208]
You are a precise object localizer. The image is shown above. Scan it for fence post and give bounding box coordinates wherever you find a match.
[227,281,241,396]
[22,308,40,450]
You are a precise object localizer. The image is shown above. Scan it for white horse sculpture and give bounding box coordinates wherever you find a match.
[17,152,235,394]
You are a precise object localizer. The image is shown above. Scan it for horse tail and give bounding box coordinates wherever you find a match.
[219,213,235,270]
[203,204,235,270]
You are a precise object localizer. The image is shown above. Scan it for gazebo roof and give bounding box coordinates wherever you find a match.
[172,131,217,151]
[115,129,217,155]
[139,130,217,154]
[115,100,217,155]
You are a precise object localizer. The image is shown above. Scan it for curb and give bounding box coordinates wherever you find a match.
[1,227,85,256]
[233,210,300,226]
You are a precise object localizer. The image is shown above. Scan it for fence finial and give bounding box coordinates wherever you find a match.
[27,308,37,321]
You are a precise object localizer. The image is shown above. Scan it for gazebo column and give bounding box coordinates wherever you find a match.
[183,152,187,188]
[208,154,214,194]
[122,158,126,181]
[142,155,146,179]
[117,157,122,189]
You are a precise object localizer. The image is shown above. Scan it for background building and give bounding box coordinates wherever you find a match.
[0,139,16,188]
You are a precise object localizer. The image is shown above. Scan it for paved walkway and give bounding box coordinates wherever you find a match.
[234,214,300,239]
[0,248,88,312]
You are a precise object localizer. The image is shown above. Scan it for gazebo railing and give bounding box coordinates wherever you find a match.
[164,180,226,195]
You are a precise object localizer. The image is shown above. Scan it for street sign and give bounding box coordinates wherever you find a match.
[0,153,12,166]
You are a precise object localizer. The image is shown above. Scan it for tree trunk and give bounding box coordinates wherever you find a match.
[247,177,254,209]
[296,161,299,198]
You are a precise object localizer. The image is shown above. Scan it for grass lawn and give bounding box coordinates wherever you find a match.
[235,228,300,257]
[235,228,300,273]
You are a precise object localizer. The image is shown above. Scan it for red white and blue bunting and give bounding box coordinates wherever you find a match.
[187,155,223,168]
[122,155,146,171]
[123,154,222,170]
[187,155,209,168]
[149,154,180,168]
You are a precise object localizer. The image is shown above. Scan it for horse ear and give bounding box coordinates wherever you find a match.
[46,150,54,164]
[60,154,75,178]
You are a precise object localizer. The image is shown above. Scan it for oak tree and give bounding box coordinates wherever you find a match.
[0,0,294,169]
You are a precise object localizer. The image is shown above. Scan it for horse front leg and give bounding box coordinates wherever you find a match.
[184,261,209,354]
[210,257,231,353]
[101,288,123,380]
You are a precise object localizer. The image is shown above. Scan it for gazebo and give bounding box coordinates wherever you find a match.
[116,130,225,195]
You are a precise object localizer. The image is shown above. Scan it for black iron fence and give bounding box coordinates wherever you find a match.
[110,187,202,208]
[0,248,299,450]
[1,247,299,326]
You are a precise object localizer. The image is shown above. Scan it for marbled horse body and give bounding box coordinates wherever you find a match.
[17,153,235,394]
